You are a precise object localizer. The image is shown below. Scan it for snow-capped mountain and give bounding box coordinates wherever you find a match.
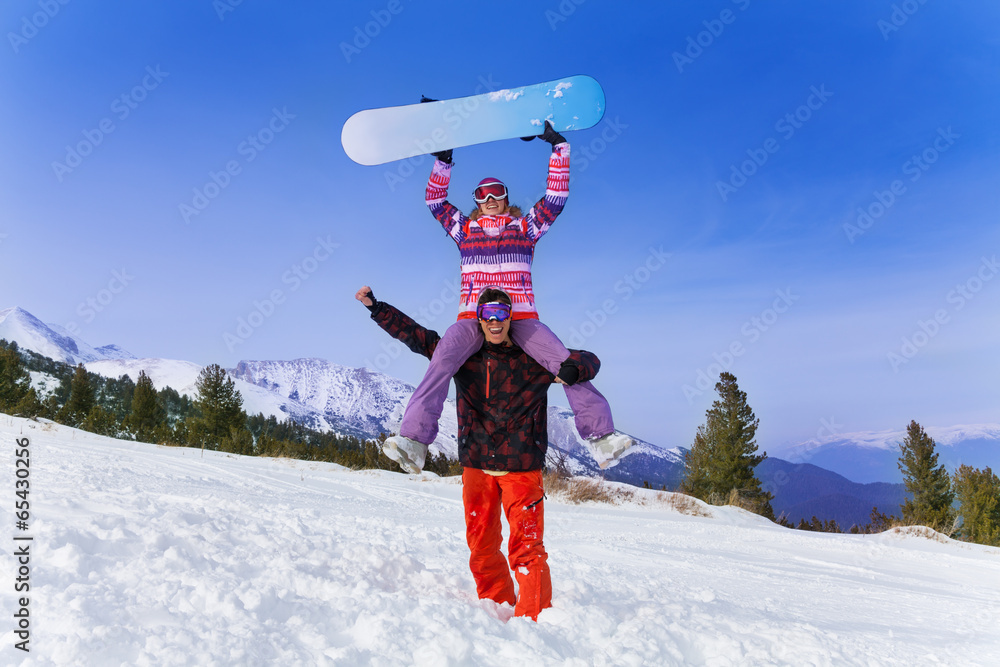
[229,358,687,487]
[0,303,725,490]
[0,305,697,487]
[544,405,687,487]
[228,358,415,440]
[84,358,334,433]
[0,306,135,364]
[6,303,987,523]
[773,424,1000,484]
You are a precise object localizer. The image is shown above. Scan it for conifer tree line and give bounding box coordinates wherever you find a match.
[677,370,1000,546]
[0,339,460,476]
[4,339,997,543]
[896,419,1000,546]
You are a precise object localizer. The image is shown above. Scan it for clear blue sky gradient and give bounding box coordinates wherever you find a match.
[2,1,998,453]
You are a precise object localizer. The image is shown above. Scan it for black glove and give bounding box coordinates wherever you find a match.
[362,288,378,313]
[556,360,580,386]
[431,148,453,164]
[539,120,566,146]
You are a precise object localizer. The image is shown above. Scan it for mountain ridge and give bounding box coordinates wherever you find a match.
[3,304,994,524]
[0,306,136,365]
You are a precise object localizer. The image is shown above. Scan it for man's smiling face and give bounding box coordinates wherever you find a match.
[479,315,511,345]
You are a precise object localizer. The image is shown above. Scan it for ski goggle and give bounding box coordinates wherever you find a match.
[473,181,508,204]
[476,302,512,322]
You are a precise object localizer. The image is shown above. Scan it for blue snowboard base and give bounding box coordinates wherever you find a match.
[342,75,606,166]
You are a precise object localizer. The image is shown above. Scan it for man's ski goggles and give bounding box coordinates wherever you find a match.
[473,181,508,203]
[476,302,512,322]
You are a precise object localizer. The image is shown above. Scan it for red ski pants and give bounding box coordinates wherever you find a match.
[462,467,551,620]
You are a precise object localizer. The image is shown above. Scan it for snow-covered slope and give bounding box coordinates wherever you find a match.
[0,306,135,364]
[2,415,998,665]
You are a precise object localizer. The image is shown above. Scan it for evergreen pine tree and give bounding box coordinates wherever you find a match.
[14,387,42,418]
[81,404,119,437]
[897,420,955,531]
[0,345,31,412]
[102,373,136,422]
[952,465,1000,547]
[679,372,774,519]
[220,426,255,456]
[127,370,166,443]
[61,364,96,426]
[678,424,716,501]
[865,506,898,534]
[192,364,245,449]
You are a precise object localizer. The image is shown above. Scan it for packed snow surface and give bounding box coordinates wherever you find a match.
[2,415,998,666]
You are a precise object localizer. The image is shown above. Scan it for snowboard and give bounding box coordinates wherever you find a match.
[341,75,605,166]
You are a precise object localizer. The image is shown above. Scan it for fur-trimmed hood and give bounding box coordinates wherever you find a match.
[468,205,524,221]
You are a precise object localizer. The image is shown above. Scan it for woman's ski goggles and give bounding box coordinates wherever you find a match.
[476,302,512,322]
[473,181,508,203]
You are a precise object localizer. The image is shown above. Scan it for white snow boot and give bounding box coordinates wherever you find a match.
[382,435,427,474]
[587,431,634,469]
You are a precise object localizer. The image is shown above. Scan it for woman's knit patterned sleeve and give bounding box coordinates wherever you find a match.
[523,143,569,243]
[426,159,468,244]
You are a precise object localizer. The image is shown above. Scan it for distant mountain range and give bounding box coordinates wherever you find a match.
[756,459,906,529]
[226,359,688,489]
[775,425,1000,484]
[0,306,686,487]
[6,304,999,528]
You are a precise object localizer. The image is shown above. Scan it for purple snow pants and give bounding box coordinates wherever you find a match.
[398,318,615,444]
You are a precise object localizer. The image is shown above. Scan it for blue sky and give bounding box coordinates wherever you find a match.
[2,1,998,454]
